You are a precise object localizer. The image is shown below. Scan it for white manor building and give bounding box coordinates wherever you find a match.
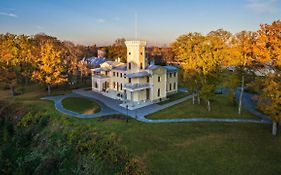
[91,40,178,110]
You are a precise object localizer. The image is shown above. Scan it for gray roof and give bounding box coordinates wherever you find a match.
[93,67,110,72]
[127,71,150,78]
[146,65,161,70]
[163,65,178,72]
[83,57,107,65]
[113,65,127,71]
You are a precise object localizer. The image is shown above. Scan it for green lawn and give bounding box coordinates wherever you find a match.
[149,94,256,119]
[2,88,281,175]
[61,97,101,114]
[158,91,190,105]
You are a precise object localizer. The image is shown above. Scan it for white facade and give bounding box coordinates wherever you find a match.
[91,40,178,109]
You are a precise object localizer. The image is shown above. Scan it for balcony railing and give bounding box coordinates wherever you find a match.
[124,83,150,91]
[92,74,110,79]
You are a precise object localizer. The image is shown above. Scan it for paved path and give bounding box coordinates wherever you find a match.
[41,88,271,124]
[41,93,120,118]
[236,88,270,121]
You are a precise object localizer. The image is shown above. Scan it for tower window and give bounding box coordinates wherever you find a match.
[128,63,131,70]
[140,63,143,69]
[140,52,143,55]
[158,76,161,82]
[129,52,131,55]
[158,88,160,97]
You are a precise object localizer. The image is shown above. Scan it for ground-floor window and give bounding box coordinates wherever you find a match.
[169,83,172,91]
[158,88,160,97]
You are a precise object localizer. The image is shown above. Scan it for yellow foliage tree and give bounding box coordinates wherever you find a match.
[253,20,281,135]
[32,41,67,95]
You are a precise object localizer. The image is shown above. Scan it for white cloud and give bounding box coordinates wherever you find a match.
[0,11,18,18]
[245,0,279,13]
[36,25,44,30]
[96,18,106,24]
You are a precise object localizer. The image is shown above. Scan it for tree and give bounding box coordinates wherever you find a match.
[107,38,127,62]
[172,32,225,111]
[77,60,90,83]
[32,41,67,95]
[253,20,281,135]
[229,31,255,115]
[0,33,20,96]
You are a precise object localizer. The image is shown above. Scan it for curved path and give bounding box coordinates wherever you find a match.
[41,93,120,118]
[41,89,271,124]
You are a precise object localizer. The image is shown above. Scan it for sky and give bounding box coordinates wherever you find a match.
[0,0,280,46]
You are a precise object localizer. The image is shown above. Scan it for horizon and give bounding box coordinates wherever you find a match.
[0,0,281,46]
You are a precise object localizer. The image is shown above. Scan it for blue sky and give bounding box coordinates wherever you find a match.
[0,0,280,46]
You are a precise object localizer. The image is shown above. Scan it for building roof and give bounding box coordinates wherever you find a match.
[163,65,178,72]
[83,57,107,65]
[127,71,150,78]
[104,61,124,67]
[93,67,110,72]
[146,64,161,70]
[113,65,127,71]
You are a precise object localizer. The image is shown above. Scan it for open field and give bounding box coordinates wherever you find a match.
[1,86,281,175]
[149,94,256,119]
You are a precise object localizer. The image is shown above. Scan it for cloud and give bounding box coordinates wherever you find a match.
[0,11,18,18]
[96,18,106,24]
[36,25,44,30]
[245,0,279,13]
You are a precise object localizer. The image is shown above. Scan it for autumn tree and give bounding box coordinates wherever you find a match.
[226,31,255,115]
[253,20,281,135]
[32,41,67,95]
[77,60,90,83]
[0,33,21,96]
[107,38,127,62]
[172,32,225,111]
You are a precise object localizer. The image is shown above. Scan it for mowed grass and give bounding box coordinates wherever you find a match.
[61,97,101,114]
[158,91,190,105]
[148,94,256,119]
[2,87,281,175]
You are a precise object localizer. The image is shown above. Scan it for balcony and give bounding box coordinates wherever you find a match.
[92,74,110,80]
[124,83,150,91]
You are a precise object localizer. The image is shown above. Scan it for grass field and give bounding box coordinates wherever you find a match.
[158,91,190,105]
[61,97,101,114]
[149,94,256,119]
[1,86,281,175]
